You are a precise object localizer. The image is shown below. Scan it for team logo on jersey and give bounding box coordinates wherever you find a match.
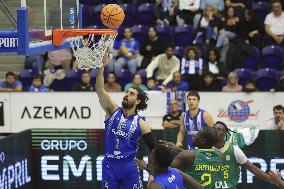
[226,155,231,161]
[206,153,212,159]
[120,121,126,129]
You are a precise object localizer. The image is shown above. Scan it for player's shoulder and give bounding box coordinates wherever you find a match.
[148,182,163,189]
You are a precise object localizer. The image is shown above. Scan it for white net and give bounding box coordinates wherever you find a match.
[70,33,117,70]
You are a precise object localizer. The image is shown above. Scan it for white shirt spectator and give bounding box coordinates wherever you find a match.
[179,0,201,11]
[208,62,220,74]
[264,11,284,35]
[266,118,284,130]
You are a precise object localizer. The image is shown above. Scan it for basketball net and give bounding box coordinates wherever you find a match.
[70,33,117,70]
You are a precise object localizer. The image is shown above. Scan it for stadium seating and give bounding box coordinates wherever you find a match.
[174,25,195,47]
[256,68,278,91]
[136,3,156,26]
[235,68,254,86]
[19,69,34,91]
[262,45,284,70]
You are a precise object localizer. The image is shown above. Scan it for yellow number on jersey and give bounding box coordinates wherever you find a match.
[201,173,212,186]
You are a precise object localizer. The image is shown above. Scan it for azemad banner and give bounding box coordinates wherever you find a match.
[0,130,32,189]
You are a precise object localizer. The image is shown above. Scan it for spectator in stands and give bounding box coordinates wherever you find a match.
[264,0,284,47]
[216,7,240,48]
[114,28,140,75]
[225,0,251,16]
[243,80,257,92]
[222,71,243,92]
[45,49,73,70]
[199,71,221,91]
[176,0,201,25]
[240,9,263,48]
[146,45,180,86]
[124,73,148,92]
[180,46,203,90]
[0,71,23,92]
[25,54,45,75]
[166,71,189,92]
[72,71,95,91]
[162,99,182,143]
[163,99,182,129]
[200,0,225,12]
[154,0,178,25]
[140,27,164,69]
[147,77,162,91]
[104,72,122,92]
[194,6,217,47]
[203,49,227,80]
[266,105,284,130]
[29,74,49,92]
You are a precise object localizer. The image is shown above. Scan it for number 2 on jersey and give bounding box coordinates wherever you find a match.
[201,173,212,186]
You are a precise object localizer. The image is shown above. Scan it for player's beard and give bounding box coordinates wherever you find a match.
[122,100,135,109]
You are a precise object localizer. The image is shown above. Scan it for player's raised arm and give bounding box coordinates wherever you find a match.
[95,51,118,116]
[178,169,204,189]
[171,150,195,169]
[176,113,185,147]
[140,119,156,151]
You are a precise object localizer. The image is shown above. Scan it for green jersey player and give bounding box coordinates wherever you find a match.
[214,121,271,189]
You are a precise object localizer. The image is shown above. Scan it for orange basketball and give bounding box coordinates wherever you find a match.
[100,4,125,28]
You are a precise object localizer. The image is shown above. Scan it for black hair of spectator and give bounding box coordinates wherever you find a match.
[82,70,91,74]
[130,87,149,112]
[244,9,254,17]
[208,48,220,60]
[203,71,214,78]
[272,0,281,4]
[154,143,174,169]
[245,80,255,85]
[33,74,42,80]
[273,105,284,112]
[108,72,117,79]
[165,44,175,50]
[5,71,16,78]
[147,77,156,81]
[184,46,201,59]
[187,90,200,100]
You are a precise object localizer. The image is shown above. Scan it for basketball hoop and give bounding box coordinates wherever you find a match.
[52,29,118,70]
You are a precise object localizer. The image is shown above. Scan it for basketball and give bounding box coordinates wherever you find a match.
[100,4,125,28]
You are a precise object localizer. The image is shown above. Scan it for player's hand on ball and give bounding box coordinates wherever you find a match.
[135,159,148,170]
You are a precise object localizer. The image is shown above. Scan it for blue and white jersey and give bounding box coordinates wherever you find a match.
[104,107,141,160]
[184,108,206,149]
[153,168,184,189]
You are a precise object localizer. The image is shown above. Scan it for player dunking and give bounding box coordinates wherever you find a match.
[96,53,156,189]
[176,91,215,149]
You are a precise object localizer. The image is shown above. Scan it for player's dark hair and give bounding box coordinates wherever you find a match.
[5,71,16,78]
[187,90,200,100]
[131,87,149,112]
[215,121,236,141]
[202,126,218,146]
[273,105,284,112]
[154,143,174,169]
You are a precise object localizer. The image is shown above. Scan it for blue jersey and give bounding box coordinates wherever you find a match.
[153,168,184,189]
[104,107,141,160]
[184,108,206,149]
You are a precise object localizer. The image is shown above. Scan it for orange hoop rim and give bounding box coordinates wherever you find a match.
[52,29,118,46]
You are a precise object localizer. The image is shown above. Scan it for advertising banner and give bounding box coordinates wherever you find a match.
[0,93,11,133]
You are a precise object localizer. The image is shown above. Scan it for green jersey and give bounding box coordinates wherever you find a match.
[215,143,241,189]
[187,149,223,189]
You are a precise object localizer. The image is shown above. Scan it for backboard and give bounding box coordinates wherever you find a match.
[0,0,82,55]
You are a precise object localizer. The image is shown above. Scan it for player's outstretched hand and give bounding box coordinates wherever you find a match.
[135,159,148,170]
[159,140,183,153]
[102,48,110,67]
[269,171,284,188]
